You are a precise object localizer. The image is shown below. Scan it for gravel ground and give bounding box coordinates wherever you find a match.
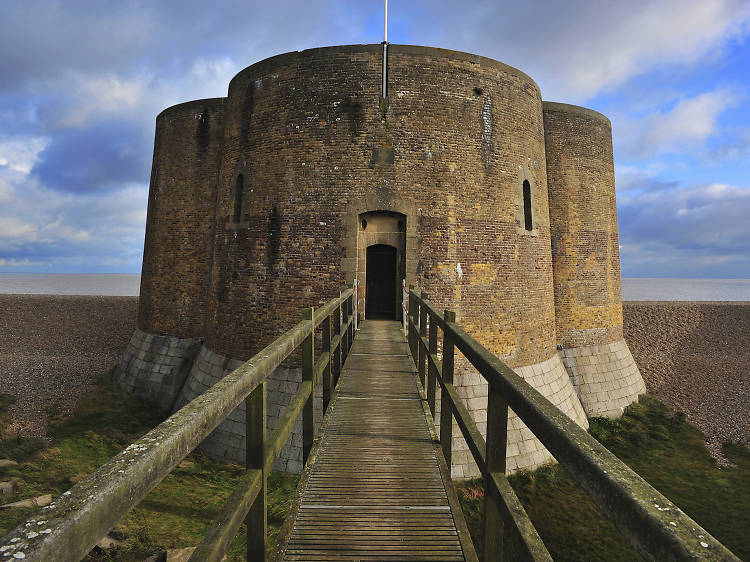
[623,301,750,460]
[0,296,747,460]
[0,295,138,439]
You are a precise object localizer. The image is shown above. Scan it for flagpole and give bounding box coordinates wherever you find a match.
[384,0,388,43]
[382,0,388,97]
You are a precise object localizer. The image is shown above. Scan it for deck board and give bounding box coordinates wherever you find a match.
[282,320,469,561]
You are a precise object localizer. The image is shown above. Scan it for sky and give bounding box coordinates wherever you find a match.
[0,1,749,277]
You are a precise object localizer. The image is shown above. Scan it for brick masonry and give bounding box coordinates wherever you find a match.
[116,44,645,478]
[138,98,226,339]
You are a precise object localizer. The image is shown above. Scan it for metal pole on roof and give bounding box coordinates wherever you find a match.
[384,0,388,42]
[382,0,388,98]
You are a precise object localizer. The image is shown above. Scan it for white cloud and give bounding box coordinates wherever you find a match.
[426,0,750,101]
[42,56,238,131]
[0,217,36,239]
[556,1,750,98]
[0,137,49,173]
[55,73,145,128]
[615,89,739,160]
[0,179,12,203]
[0,258,45,267]
[39,217,91,243]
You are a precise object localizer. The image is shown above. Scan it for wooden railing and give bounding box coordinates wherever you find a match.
[0,288,356,562]
[407,288,739,562]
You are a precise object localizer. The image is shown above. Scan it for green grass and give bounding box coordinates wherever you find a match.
[0,370,298,560]
[457,395,750,561]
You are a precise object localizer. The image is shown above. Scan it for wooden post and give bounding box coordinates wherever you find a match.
[427,309,437,418]
[301,308,315,464]
[407,285,416,360]
[341,290,349,364]
[401,279,407,335]
[322,313,332,414]
[347,294,354,351]
[245,382,266,560]
[333,292,342,386]
[418,291,427,391]
[484,382,509,561]
[440,310,456,469]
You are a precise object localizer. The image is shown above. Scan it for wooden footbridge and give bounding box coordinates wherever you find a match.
[280,320,474,560]
[1,287,738,561]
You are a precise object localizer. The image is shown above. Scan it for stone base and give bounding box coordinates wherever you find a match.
[172,345,322,473]
[559,338,646,418]
[115,328,202,414]
[449,353,588,479]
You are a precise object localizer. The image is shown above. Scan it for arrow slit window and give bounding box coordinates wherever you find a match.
[523,179,532,231]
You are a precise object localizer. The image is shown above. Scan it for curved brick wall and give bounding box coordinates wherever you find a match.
[204,45,556,368]
[543,101,622,348]
[138,98,226,338]
[543,101,645,417]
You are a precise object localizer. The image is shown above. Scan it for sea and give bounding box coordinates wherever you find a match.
[0,274,141,296]
[0,274,750,301]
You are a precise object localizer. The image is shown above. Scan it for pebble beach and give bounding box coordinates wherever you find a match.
[0,295,747,459]
[0,295,137,438]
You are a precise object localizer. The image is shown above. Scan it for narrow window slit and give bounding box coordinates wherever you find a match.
[233,174,244,223]
[523,180,532,231]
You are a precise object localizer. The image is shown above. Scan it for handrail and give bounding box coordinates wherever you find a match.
[407,288,739,562]
[0,287,356,562]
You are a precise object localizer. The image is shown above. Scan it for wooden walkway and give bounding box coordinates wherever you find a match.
[282,320,475,561]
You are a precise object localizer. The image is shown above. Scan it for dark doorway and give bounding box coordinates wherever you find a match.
[366,244,397,319]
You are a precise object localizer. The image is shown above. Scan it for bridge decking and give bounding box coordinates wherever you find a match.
[282,320,473,561]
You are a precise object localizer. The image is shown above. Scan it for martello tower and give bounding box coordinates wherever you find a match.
[116,44,645,478]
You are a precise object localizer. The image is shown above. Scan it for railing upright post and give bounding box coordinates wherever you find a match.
[402,279,407,335]
[440,310,456,469]
[484,381,509,561]
[301,308,315,464]
[418,291,428,391]
[427,309,437,418]
[334,292,342,386]
[340,290,348,364]
[245,381,266,560]
[347,293,354,350]
[322,312,332,414]
[407,285,416,359]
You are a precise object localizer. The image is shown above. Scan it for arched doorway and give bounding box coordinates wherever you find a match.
[357,211,406,321]
[365,244,398,319]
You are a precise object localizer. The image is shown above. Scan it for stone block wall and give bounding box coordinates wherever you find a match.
[447,353,588,478]
[115,328,202,414]
[173,345,322,472]
[560,338,646,418]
